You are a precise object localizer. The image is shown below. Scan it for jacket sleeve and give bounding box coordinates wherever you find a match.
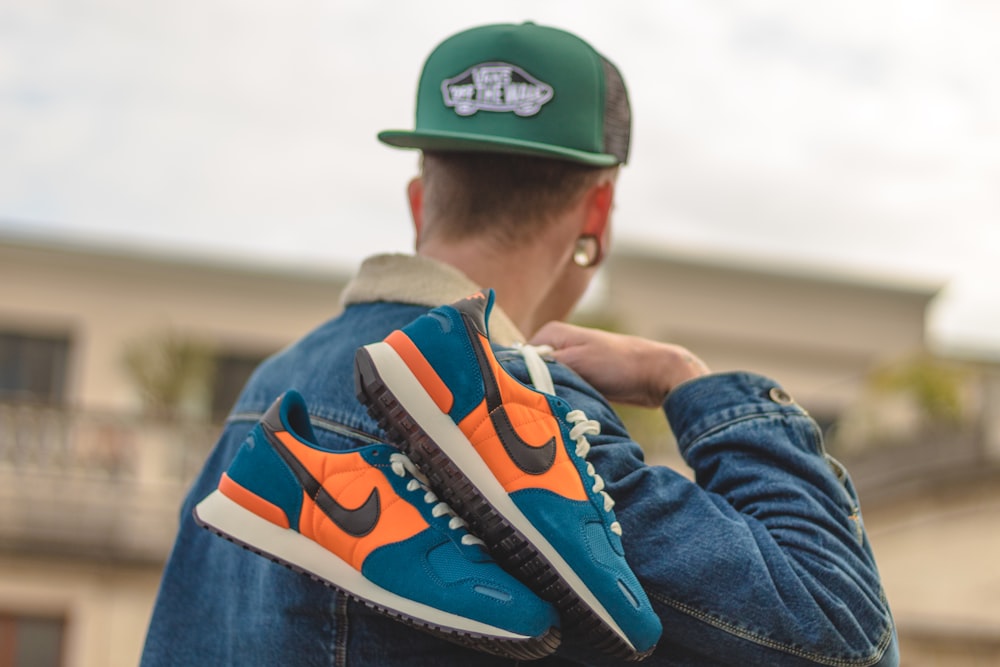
[551,368,899,666]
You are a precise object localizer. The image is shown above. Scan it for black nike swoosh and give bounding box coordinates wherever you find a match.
[460,306,556,476]
[263,423,380,537]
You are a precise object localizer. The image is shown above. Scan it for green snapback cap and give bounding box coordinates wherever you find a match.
[378,22,632,166]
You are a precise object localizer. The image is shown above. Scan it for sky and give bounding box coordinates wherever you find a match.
[1,0,999,358]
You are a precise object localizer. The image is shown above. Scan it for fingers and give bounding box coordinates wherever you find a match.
[530,321,711,407]
[529,321,585,351]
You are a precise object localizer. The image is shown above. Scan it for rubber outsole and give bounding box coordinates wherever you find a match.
[354,345,654,662]
[193,491,561,661]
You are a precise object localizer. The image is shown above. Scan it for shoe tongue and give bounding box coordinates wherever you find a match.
[453,288,494,337]
[481,288,495,332]
[270,390,318,443]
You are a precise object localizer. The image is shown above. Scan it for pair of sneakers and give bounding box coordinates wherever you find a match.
[195,289,661,661]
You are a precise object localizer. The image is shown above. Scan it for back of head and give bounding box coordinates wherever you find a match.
[419,152,614,244]
[379,22,632,242]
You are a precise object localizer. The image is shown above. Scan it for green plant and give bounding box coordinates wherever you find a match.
[122,330,214,418]
[869,354,967,424]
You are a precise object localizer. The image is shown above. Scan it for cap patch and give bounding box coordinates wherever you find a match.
[441,62,554,118]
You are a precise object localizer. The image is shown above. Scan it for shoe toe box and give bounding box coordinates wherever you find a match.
[363,529,559,638]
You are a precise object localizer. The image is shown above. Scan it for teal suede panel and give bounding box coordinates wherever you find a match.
[226,429,303,531]
[511,487,662,651]
[399,305,483,423]
[361,529,557,637]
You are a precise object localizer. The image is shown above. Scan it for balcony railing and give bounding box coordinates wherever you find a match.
[0,402,219,563]
[3,369,999,563]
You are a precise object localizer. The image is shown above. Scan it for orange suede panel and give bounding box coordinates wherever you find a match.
[385,330,454,414]
[218,472,291,528]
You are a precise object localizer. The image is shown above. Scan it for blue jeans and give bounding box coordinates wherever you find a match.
[141,300,898,666]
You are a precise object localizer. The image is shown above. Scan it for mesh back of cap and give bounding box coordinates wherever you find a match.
[601,57,632,164]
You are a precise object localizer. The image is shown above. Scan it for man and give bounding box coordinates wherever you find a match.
[142,21,899,666]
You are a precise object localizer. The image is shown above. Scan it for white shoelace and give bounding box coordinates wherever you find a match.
[389,452,484,546]
[513,344,623,537]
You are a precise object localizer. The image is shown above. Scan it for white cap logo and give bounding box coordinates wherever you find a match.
[441,62,554,117]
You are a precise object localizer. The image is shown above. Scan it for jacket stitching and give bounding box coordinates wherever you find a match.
[649,590,895,667]
[334,593,348,667]
[681,411,806,453]
[227,412,386,445]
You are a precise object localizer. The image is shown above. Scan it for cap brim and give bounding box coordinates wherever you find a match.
[377,129,620,167]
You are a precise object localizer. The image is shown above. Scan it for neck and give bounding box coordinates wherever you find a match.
[416,226,580,337]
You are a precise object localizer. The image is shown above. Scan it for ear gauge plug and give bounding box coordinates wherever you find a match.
[573,235,601,268]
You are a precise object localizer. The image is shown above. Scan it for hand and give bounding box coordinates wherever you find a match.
[529,321,710,407]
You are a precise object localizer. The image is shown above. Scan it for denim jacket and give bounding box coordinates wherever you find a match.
[142,254,898,666]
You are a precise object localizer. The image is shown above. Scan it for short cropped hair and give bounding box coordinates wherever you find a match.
[419,151,617,245]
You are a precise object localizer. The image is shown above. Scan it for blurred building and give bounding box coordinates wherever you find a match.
[0,234,347,666]
[1,233,998,666]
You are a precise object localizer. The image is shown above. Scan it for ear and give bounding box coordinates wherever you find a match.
[580,179,615,243]
[407,176,425,245]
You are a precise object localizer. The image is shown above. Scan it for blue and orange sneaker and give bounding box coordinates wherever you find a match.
[193,389,561,660]
[354,290,662,661]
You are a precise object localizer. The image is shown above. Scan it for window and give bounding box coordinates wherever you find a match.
[0,331,71,404]
[0,613,65,667]
[211,350,270,421]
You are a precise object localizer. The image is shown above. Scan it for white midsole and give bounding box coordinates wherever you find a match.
[194,489,532,639]
[363,341,632,648]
